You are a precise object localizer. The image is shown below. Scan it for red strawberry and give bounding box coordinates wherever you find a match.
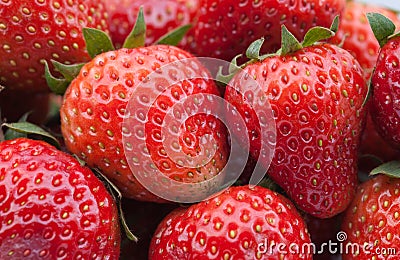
[224,26,368,218]
[0,0,109,93]
[341,162,400,259]
[0,138,120,259]
[368,13,400,150]
[186,0,345,62]
[330,1,400,80]
[105,0,198,48]
[60,45,229,201]
[149,185,312,259]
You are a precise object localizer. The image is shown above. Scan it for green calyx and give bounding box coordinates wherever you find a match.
[217,16,339,84]
[1,113,61,149]
[278,15,338,57]
[367,12,400,48]
[370,161,400,179]
[45,6,191,95]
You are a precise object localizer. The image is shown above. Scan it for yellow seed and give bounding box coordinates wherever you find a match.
[53,2,61,9]
[27,25,36,33]
[22,7,31,15]
[229,230,237,239]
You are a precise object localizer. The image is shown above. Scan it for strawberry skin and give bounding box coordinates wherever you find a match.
[370,36,400,149]
[342,174,400,259]
[149,185,312,259]
[187,0,345,61]
[0,0,109,93]
[329,1,400,80]
[225,43,368,218]
[60,45,228,201]
[105,0,198,48]
[0,138,120,259]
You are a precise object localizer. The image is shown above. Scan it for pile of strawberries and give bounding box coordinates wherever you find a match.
[1,0,400,259]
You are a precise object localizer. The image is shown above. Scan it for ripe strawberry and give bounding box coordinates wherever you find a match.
[186,0,345,62]
[224,26,368,218]
[105,0,198,48]
[329,1,400,80]
[368,13,400,150]
[0,0,109,93]
[149,185,312,259]
[0,138,120,259]
[60,45,228,201]
[341,162,400,259]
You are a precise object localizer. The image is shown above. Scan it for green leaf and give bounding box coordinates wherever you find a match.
[123,7,146,49]
[370,161,400,178]
[44,60,70,95]
[4,113,30,140]
[330,15,339,33]
[367,12,396,47]
[155,24,192,46]
[246,38,265,60]
[1,122,60,149]
[83,28,115,58]
[92,168,138,242]
[302,27,335,47]
[52,60,85,82]
[281,25,302,55]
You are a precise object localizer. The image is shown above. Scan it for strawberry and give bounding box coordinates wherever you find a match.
[0,138,120,259]
[60,44,229,201]
[329,1,400,80]
[224,25,368,218]
[186,0,345,62]
[0,0,109,93]
[368,13,400,150]
[149,185,312,259]
[105,0,198,48]
[341,161,400,259]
